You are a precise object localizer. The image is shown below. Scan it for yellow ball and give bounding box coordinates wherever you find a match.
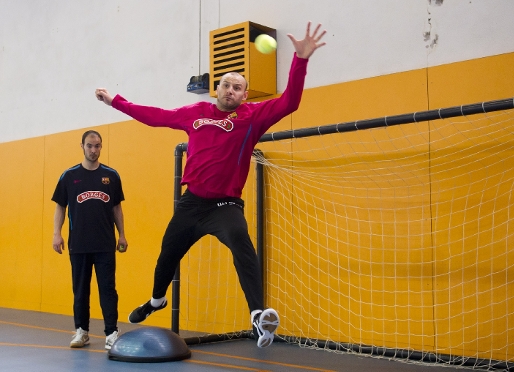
[255,34,277,54]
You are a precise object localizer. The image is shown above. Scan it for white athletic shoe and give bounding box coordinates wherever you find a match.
[105,329,120,350]
[70,327,89,348]
[252,308,280,348]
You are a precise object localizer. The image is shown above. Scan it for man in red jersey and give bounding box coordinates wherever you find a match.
[95,21,326,348]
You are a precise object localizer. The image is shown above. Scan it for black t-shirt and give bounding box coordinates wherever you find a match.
[52,163,124,254]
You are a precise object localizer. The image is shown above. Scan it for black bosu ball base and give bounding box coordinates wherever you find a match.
[108,326,191,363]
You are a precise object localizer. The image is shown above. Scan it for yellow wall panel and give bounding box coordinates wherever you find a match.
[271,67,433,350]
[428,52,514,108]
[0,137,45,310]
[428,52,514,361]
[106,120,186,324]
[294,68,429,130]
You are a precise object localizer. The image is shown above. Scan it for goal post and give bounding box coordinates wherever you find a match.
[170,143,265,344]
[171,97,514,370]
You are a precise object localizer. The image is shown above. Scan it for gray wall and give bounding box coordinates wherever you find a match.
[1,0,513,143]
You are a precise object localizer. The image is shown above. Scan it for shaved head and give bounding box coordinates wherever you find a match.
[221,72,248,91]
[216,72,249,112]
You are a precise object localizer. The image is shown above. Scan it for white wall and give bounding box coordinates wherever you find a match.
[1,0,513,143]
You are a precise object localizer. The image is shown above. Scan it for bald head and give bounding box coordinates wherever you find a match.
[215,72,249,112]
[221,72,248,91]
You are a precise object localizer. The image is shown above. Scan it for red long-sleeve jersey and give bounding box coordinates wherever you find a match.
[112,54,308,198]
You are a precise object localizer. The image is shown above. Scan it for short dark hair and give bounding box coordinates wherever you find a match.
[82,130,102,144]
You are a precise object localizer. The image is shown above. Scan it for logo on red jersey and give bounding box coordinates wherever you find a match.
[193,118,234,132]
[77,191,110,203]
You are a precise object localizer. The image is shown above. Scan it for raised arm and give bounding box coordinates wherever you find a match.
[287,21,327,59]
[95,88,114,106]
[250,22,327,131]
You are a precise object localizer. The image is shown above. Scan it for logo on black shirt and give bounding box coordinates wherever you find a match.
[102,177,110,184]
[77,191,110,203]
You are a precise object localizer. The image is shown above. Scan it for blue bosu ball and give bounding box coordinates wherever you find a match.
[108,326,191,363]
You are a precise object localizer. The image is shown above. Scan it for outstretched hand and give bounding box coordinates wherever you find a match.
[95,88,113,106]
[287,21,327,59]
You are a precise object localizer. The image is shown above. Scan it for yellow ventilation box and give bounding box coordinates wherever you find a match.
[209,21,277,99]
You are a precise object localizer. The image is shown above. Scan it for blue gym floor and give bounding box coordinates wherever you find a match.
[0,307,469,372]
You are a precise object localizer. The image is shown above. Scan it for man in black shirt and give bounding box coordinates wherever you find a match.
[52,130,128,350]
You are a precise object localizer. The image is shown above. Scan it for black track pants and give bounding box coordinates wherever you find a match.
[70,252,118,335]
[152,189,264,312]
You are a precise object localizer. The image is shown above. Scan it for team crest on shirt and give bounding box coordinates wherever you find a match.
[77,191,110,203]
[102,177,110,184]
[193,118,234,132]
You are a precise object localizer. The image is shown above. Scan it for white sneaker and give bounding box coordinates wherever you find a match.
[105,329,120,350]
[252,308,279,348]
[70,327,89,348]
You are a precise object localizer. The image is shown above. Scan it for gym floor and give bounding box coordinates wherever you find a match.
[0,307,469,372]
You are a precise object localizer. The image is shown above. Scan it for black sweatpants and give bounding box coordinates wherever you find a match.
[152,189,264,312]
[70,252,118,335]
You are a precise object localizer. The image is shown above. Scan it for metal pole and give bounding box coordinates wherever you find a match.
[171,143,188,334]
[253,149,265,304]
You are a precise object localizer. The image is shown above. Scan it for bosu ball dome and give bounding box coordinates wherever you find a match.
[108,327,191,363]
